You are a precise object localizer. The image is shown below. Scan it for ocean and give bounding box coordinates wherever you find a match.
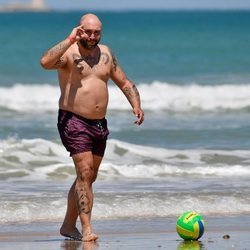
[0,10,250,224]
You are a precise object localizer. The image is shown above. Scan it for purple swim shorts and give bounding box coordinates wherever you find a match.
[57,109,109,157]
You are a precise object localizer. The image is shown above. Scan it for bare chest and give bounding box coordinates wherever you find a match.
[71,52,111,79]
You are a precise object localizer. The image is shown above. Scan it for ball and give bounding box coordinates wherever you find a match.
[176,211,205,240]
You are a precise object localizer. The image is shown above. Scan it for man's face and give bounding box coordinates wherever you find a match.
[79,28,101,50]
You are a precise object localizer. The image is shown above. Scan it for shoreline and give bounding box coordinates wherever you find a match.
[0,216,250,249]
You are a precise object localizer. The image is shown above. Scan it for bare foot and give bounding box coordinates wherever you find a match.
[83,232,98,242]
[60,225,82,240]
[83,241,99,250]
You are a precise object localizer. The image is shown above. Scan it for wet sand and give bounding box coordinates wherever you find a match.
[0,216,250,250]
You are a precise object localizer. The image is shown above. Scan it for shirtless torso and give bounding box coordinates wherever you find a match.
[57,44,112,119]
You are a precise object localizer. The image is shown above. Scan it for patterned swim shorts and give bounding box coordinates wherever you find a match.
[57,109,109,157]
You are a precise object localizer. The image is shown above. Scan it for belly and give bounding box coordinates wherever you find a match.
[59,79,109,119]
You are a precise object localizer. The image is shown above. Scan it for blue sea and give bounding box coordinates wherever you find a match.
[0,11,250,224]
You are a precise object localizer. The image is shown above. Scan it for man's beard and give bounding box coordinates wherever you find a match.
[79,38,100,50]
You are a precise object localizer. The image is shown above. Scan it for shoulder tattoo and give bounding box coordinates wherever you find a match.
[112,53,118,71]
[100,52,110,64]
[108,48,118,71]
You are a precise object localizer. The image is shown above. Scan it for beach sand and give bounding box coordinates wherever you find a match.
[0,216,250,250]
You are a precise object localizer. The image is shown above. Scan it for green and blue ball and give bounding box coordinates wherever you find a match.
[176,211,205,240]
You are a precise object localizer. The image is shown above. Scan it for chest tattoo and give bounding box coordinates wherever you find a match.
[72,52,110,74]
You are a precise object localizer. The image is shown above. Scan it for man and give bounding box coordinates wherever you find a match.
[40,13,144,242]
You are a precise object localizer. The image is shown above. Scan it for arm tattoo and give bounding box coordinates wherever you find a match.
[47,40,68,57]
[109,50,118,71]
[123,83,140,100]
[42,41,69,68]
[53,57,65,68]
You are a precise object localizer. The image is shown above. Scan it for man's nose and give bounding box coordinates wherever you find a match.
[90,33,95,39]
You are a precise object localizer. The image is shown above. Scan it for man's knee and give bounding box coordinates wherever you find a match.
[73,153,94,182]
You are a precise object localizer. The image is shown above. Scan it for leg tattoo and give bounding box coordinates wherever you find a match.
[75,186,91,215]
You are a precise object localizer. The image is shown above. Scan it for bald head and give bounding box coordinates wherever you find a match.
[80,13,102,29]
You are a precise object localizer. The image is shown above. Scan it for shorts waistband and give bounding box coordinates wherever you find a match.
[59,109,105,124]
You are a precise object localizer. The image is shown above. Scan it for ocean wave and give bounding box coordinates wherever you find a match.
[94,192,250,220]
[1,82,250,113]
[1,138,250,181]
[1,138,250,223]
[0,189,249,223]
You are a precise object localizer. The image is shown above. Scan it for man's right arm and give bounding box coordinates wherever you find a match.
[40,25,85,70]
[41,25,85,70]
[40,38,73,70]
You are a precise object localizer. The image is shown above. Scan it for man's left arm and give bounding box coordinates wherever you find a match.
[110,50,144,125]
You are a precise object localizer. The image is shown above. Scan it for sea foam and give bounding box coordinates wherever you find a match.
[1,138,250,223]
[1,138,250,181]
[1,82,250,112]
